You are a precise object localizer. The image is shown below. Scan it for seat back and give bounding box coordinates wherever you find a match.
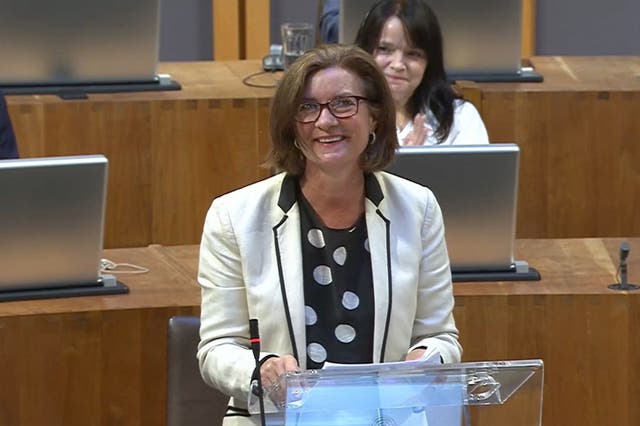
[167,316,228,426]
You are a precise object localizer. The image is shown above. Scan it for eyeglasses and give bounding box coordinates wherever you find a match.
[294,95,369,123]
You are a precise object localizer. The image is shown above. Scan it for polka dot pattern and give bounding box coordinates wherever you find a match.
[297,185,374,369]
[307,229,325,248]
[342,291,360,310]
[335,324,356,343]
[307,342,327,363]
[305,305,317,326]
[313,265,332,285]
[333,246,347,265]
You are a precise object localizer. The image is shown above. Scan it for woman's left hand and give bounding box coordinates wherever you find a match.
[402,113,428,146]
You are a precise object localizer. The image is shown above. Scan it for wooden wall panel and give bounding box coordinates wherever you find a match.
[0,307,199,426]
[150,98,265,245]
[630,295,640,425]
[245,0,271,59]
[7,103,46,157]
[8,100,153,247]
[521,0,536,57]
[213,0,270,60]
[483,89,640,238]
[456,295,632,426]
[213,0,241,60]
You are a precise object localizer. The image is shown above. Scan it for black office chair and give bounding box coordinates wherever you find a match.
[167,316,228,426]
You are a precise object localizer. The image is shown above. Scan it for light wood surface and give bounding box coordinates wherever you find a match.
[213,0,241,59]
[212,0,270,60]
[5,57,640,248]
[521,0,536,57]
[0,238,638,425]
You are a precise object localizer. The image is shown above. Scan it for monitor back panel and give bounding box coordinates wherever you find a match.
[0,0,160,85]
[428,0,522,77]
[339,0,522,76]
[0,155,108,292]
[386,144,520,272]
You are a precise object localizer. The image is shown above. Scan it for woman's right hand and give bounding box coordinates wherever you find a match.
[260,355,299,404]
[402,113,428,146]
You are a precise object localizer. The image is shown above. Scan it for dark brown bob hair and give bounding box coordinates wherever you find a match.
[265,44,398,175]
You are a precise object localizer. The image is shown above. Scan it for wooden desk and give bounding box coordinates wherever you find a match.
[457,238,639,426]
[0,245,201,426]
[1,238,637,426]
[5,61,276,248]
[472,56,640,238]
[6,57,640,247]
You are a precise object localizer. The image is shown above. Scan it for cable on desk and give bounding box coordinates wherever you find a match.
[242,70,281,88]
[100,258,150,275]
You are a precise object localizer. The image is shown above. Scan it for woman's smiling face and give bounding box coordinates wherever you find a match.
[373,16,427,109]
[294,66,376,174]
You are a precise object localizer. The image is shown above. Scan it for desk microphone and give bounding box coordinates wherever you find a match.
[620,242,630,263]
[608,242,639,291]
[250,319,267,426]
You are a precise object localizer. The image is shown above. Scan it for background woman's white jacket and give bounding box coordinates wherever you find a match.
[197,171,462,425]
[397,99,489,146]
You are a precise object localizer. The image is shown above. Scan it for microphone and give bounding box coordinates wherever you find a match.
[249,319,267,426]
[250,319,261,362]
[620,242,630,263]
[608,242,639,291]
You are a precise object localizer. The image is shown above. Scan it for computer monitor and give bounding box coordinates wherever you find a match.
[339,0,542,82]
[385,144,539,282]
[0,155,128,301]
[0,0,161,86]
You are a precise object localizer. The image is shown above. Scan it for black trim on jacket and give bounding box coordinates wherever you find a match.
[225,406,250,417]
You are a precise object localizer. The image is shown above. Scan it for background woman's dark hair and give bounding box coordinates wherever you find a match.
[354,0,461,143]
[266,44,398,175]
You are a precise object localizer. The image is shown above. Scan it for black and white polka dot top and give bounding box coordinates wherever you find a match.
[297,185,375,369]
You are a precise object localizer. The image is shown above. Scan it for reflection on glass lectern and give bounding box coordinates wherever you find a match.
[251,359,544,426]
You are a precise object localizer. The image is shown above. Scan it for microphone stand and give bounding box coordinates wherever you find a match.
[250,319,267,426]
[608,242,639,291]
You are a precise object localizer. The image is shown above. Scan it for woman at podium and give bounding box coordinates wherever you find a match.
[197,44,461,425]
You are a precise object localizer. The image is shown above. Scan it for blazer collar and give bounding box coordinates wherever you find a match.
[364,172,384,206]
[277,174,298,212]
[277,172,385,212]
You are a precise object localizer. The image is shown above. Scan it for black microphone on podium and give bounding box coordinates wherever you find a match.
[608,242,639,291]
[250,319,267,426]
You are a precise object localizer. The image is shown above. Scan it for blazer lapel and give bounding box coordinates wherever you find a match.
[273,175,307,367]
[364,174,392,363]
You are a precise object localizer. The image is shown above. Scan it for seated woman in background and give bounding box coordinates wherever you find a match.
[319,0,339,44]
[0,93,19,159]
[355,0,489,146]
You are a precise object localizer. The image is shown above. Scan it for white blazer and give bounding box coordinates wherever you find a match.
[197,171,462,425]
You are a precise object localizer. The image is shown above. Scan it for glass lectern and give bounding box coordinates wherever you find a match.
[252,359,543,426]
